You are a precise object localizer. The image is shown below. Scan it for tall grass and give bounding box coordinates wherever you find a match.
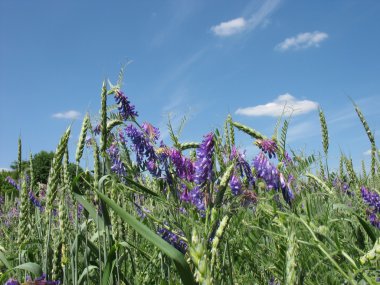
[0,74,379,284]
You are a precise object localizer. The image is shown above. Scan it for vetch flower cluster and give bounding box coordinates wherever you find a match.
[194,132,215,187]
[255,138,278,159]
[169,149,195,182]
[5,176,20,191]
[107,142,126,176]
[114,90,138,121]
[253,152,280,190]
[361,186,380,229]
[157,225,188,254]
[229,175,242,196]
[123,123,160,176]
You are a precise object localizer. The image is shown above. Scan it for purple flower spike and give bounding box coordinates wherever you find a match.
[255,139,278,159]
[189,186,205,211]
[367,210,380,229]
[5,176,20,191]
[194,132,215,187]
[231,147,255,186]
[253,153,280,190]
[169,149,195,182]
[361,186,380,212]
[114,90,138,120]
[107,143,126,176]
[229,175,242,196]
[29,191,43,211]
[157,225,188,254]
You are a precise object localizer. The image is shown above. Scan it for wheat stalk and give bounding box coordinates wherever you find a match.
[353,102,377,177]
[100,80,108,155]
[75,113,90,165]
[211,215,230,274]
[232,121,266,140]
[285,228,298,285]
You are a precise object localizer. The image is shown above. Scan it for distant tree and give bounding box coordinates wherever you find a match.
[10,150,84,185]
[31,151,55,184]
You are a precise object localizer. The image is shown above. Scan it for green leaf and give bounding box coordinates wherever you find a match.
[355,214,378,244]
[95,189,196,285]
[14,262,43,276]
[78,265,98,285]
[102,244,117,285]
[0,251,11,269]
[74,192,104,230]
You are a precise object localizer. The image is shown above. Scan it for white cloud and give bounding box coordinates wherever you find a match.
[211,0,281,37]
[276,31,328,51]
[52,110,81,120]
[211,18,247,37]
[235,93,318,117]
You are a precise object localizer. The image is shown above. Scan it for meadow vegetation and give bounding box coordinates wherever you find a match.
[0,73,379,284]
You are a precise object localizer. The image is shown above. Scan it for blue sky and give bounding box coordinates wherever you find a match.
[1,0,379,172]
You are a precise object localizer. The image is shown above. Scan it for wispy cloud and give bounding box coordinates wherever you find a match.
[211,0,281,37]
[52,110,81,120]
[276,31,328,51]
[235,93,318,117]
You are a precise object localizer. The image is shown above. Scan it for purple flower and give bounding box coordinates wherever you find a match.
[282,151,293,166]
[93,124,101,135]
[5,176,20,191]
[5,278,20,285]
[77,203,84,218]
[231,147,255,186]
[367,210,380,229]
[253,153,280,190]
[157,225,188,254]
[361,186,380,212]
[194,132,215,187]
[180,184,191,202]
[189,186,205,211]
[169,149,195,182]
[29,191,43,211]
[255,139,278,159]
[229,175,242,196]
[124,124,159,175]
[33,273,60,285]
[107,142,126,176]
[279,173,294,205]
[114,90,138,120]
